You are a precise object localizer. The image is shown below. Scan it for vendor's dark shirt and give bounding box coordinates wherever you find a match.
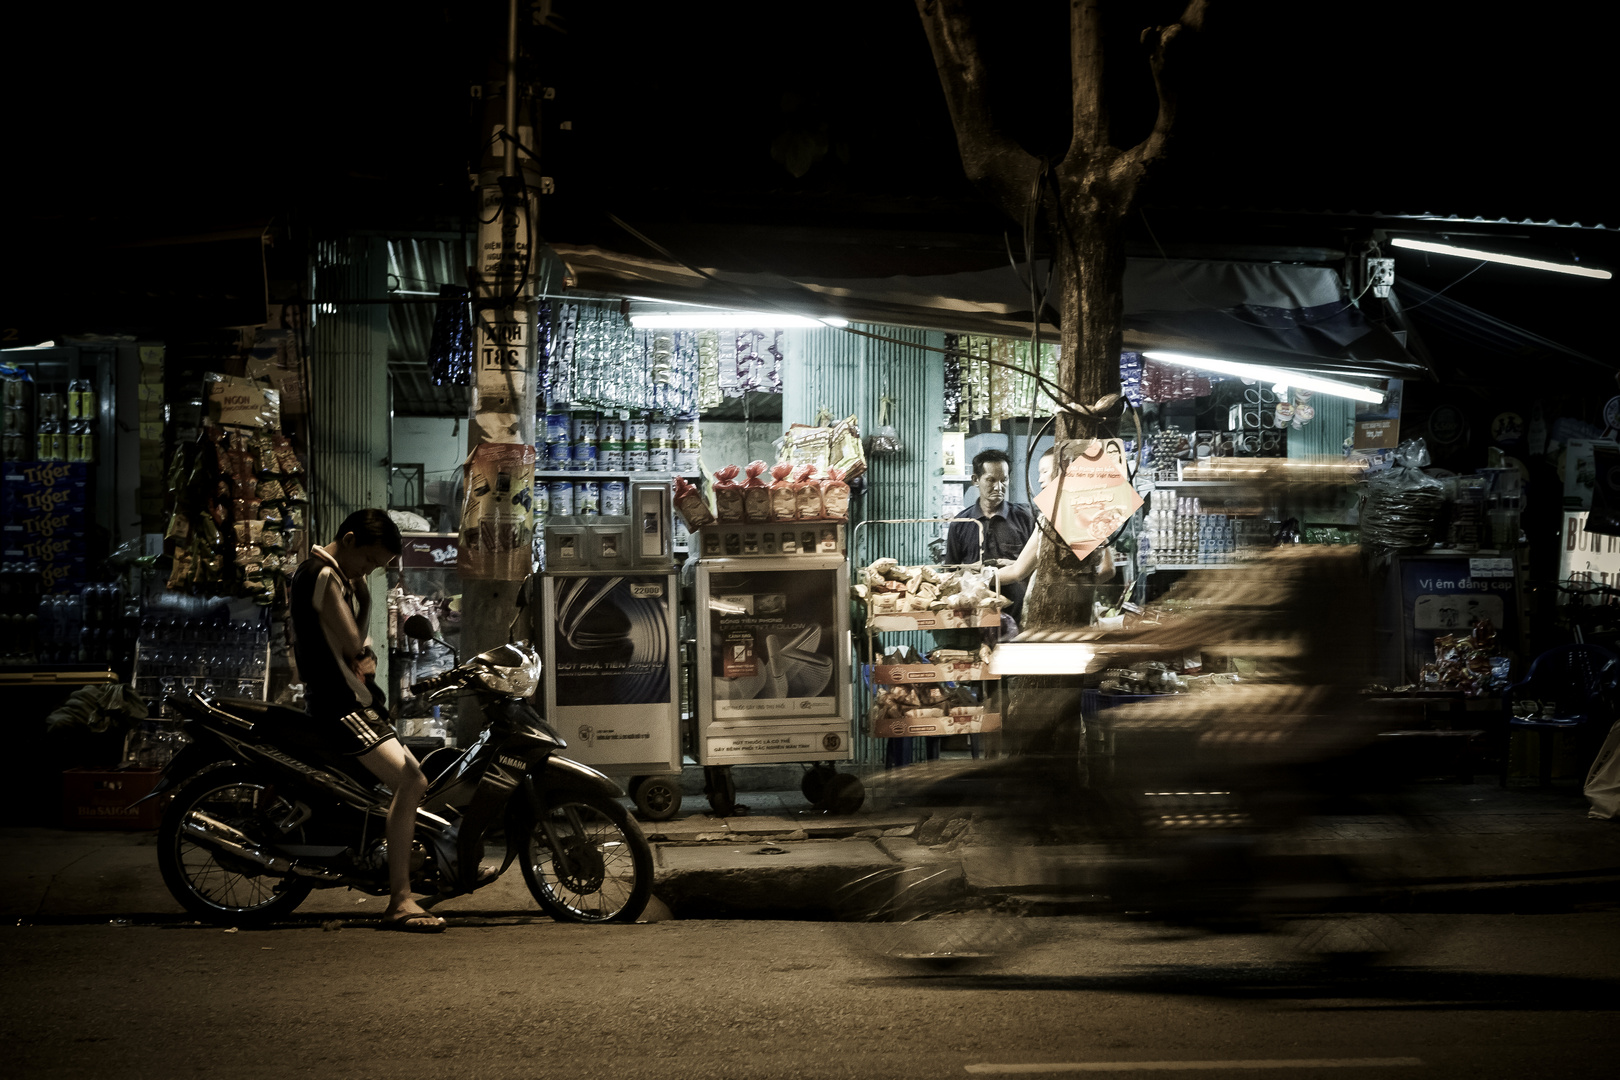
[945,500,1036,621]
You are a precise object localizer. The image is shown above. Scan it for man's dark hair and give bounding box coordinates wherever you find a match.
[971,448,1012,479]
[334,508,403,555]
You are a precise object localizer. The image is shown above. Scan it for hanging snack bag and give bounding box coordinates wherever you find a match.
[742,460,772,523]
[712,464,745,522]
[820,466,851,521]
[672,476,715,530]
[792,464,824,520]
[769,463,797,521]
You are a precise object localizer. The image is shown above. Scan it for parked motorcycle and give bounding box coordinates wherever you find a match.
[138,624,653,926]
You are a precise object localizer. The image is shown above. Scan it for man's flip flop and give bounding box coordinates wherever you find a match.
[381,912,446,933]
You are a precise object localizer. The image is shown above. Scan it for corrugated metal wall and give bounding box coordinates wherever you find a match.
[309,235,392,540]
[309,235,393,688]
[1286,393,1356,458]
[782,324,945,765]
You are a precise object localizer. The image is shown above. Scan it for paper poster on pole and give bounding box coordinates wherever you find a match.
[1031,439,1144,562]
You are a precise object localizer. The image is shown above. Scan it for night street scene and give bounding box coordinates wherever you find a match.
[3,2,1620,1078]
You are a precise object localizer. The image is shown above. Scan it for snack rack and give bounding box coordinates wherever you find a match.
[853,518,1005,745]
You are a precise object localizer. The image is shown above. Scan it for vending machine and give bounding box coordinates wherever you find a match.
[538,476,685,820]
[693,521,859,814]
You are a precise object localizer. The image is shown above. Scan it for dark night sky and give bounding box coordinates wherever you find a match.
[1,1,1615,352]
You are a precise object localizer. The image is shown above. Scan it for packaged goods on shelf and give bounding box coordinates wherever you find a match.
[854,559,1008,614]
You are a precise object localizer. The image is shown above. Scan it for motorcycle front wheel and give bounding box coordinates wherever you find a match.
[156,765,313,926]
[519,794,653,923]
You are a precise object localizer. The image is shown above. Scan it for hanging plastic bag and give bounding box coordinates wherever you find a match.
[868,394,903,457]
[769,463,797,521]
[712,464,745,522]
[1586,717,1620,820]
[741,460,771,523]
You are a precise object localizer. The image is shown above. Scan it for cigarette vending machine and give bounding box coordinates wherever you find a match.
[538,476,685,820]
[693,521,861,815]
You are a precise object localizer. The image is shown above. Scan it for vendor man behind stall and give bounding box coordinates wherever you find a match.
[946,448,1036,624]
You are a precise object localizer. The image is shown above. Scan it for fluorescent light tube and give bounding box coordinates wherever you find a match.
[988,643,1096,676]
[1391,237,1611,280]
[1142,352,1386,404]
[629,312,849,329]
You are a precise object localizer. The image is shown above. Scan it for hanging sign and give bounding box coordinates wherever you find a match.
[1032,439,1144,562]
[476,315,528,373]
[1560,511,1620,589]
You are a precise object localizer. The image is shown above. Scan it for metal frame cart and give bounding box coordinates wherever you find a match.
[854,518,1003,764]
[538,475,685,820]
[692,520,860,815]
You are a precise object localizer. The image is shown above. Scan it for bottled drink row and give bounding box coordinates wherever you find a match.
[135,618,270,707]
[0,572,140,668]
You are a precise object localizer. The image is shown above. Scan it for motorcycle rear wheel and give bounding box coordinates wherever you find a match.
[156,765,313,926]
[519,794,652,923]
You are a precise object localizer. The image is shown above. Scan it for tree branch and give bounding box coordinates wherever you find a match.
[1129,0,1208,167]
[913,0,1039,221]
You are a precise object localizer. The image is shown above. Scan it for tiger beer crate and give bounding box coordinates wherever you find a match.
[61,767,165,830]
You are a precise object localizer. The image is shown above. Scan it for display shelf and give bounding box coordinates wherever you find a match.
[873,662,999,684]
[0,670,120,686]
[868,610,1001,632]
[1147,562,1254,571]
[535,469,699,480]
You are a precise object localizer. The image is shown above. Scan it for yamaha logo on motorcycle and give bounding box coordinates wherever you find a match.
[138,637,653,927]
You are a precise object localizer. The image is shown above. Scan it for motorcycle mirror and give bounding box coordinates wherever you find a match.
[403,614,436,641]
[507,577,531,643]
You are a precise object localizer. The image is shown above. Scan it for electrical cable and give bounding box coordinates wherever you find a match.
[1392,261,1489,311]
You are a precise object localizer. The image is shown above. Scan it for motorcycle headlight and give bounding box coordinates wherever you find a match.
[471,641,543,698]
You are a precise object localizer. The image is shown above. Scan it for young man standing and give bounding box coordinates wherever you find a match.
[289,509,443,932]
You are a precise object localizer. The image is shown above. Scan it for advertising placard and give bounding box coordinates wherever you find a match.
[707,566,839,719]
[1560,511,1620,589]
[550,575,672,707]
[1031,439,1144,561]
[1397,554,1517,682]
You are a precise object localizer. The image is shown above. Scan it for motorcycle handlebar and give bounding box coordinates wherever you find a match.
[410,671,462,696]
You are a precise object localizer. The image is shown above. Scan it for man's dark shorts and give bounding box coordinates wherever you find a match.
[310,704,397,756]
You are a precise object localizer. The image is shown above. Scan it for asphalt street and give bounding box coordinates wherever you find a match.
[5,913,1617,1079]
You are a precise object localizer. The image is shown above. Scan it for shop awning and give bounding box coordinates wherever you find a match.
[552,243,1431,384]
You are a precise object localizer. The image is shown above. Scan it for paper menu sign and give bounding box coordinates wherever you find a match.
[1031,440,1144,561]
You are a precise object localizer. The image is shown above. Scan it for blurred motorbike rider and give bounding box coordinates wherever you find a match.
[289,509,443,932]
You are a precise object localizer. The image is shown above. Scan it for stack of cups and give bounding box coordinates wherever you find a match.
[570,411,599,472]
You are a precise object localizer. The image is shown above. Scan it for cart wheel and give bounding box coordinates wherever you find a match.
[821,772,865,815]
[633,775,683,822]
[801,764,835,805]
[704,765,739,816]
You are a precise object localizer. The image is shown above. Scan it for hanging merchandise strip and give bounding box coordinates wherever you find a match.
[947,335,1062,423]
[942,335,965,427]
[546,302,701,414]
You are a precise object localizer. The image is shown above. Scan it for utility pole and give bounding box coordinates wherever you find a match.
[456,0,541,743]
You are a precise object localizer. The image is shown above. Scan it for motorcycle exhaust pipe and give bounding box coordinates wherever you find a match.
[181,811,347,883]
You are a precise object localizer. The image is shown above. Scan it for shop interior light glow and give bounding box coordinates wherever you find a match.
[1141,351,1386,404]
[1391,237,1612,280]
[629,312,849,329]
